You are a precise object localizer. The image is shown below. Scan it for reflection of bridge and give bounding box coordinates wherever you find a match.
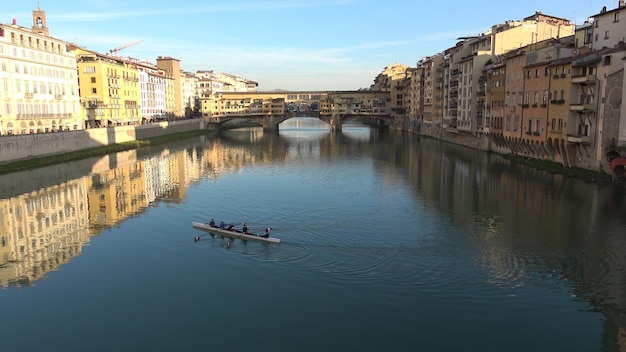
[201,91,391,131]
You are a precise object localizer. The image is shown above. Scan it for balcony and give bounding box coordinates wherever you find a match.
[569,103,595,112]
[567,134,592,144]
[571,74,596,84]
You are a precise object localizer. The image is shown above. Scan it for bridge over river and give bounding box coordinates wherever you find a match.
[201,91,391,131]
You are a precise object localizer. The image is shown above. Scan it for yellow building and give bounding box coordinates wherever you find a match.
[546,57,575,166]
[71,46,141,127]
[0,6,82,135]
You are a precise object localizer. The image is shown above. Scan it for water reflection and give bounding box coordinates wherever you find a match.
[1,124,626,349]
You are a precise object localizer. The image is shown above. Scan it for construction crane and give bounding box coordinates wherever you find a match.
[109,40,144,56]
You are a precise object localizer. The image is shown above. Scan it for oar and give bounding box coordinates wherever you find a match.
[194,232,213,241]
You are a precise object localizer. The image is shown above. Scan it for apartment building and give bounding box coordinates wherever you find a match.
[371,63,409,91]
[486,56,506,136]
[590,1,626,50]
[181,72,197,117]
[137,61,169,122]
[502,50,526,143]
[389,71,411,129]
[417,54,445,127]
[72,47,141,127]
[156,57,181,118]
[0,6,81,135]
[437,12,575,135]
[408,65,423,130]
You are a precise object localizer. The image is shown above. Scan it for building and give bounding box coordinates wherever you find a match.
[72,46,141,127]
[136,60,170,122]
[0,6,81,135]
[437,12,575,135]
[156,56,182,118]
[590,1,626,50]
[181,71,197,117]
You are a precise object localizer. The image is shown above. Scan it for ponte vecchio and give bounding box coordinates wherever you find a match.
[200,91,392,131]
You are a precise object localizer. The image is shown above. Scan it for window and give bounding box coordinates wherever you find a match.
[90,77,96,83]
[91,87,97,94]
[605,31,609,39]
[615,11,620,22]
[84,66,95,73]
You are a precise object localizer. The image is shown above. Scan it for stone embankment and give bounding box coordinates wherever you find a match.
[0,118,204,165]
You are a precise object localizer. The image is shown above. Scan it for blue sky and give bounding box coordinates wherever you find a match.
[5,1,603,91]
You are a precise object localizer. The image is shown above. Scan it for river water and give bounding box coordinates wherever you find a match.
[1,119,625,351]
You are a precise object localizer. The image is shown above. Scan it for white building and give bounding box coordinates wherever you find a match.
[0,6,82,135]
[590,1,626,50]
[137,61,168,121]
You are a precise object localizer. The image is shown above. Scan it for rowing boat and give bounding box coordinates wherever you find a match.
[192,222,281,244]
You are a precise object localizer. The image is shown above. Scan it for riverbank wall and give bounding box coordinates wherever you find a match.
[409,120,613,177]
[0,118,203,165]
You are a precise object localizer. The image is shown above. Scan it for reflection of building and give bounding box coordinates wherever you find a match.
[0,179,90,288]
[87,162,148,228]
[0,137,234,288]
[0,5,82,135]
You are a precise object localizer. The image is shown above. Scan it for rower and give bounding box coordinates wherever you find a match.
[242,223,248,234]
[219,221,225,229]
[262,228,271,238]
[227,223,235,231]
[209,219,216,227]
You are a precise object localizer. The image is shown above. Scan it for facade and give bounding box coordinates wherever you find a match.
[408,66,423,129]
[503,50,526,142]
[0,7,81,135]
[417,54,445,127]
[486,56,506,136]
[590,2,626,50]
[181,72,197,117]
[137,60,169,122]
[371,63,409,91]
[156,56,181,118]
[389,71,411,129]
[438,12,575,135]
[72,47,141,127]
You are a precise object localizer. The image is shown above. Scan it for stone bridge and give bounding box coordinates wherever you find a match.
[201,90,391,131]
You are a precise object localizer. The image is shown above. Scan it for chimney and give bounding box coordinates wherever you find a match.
[12,17,16,25]
[621,0,625,8]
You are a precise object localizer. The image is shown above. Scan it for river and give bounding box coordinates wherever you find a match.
[1,119,625,351]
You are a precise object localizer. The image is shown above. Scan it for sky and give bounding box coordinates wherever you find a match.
[4,0,608,91]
